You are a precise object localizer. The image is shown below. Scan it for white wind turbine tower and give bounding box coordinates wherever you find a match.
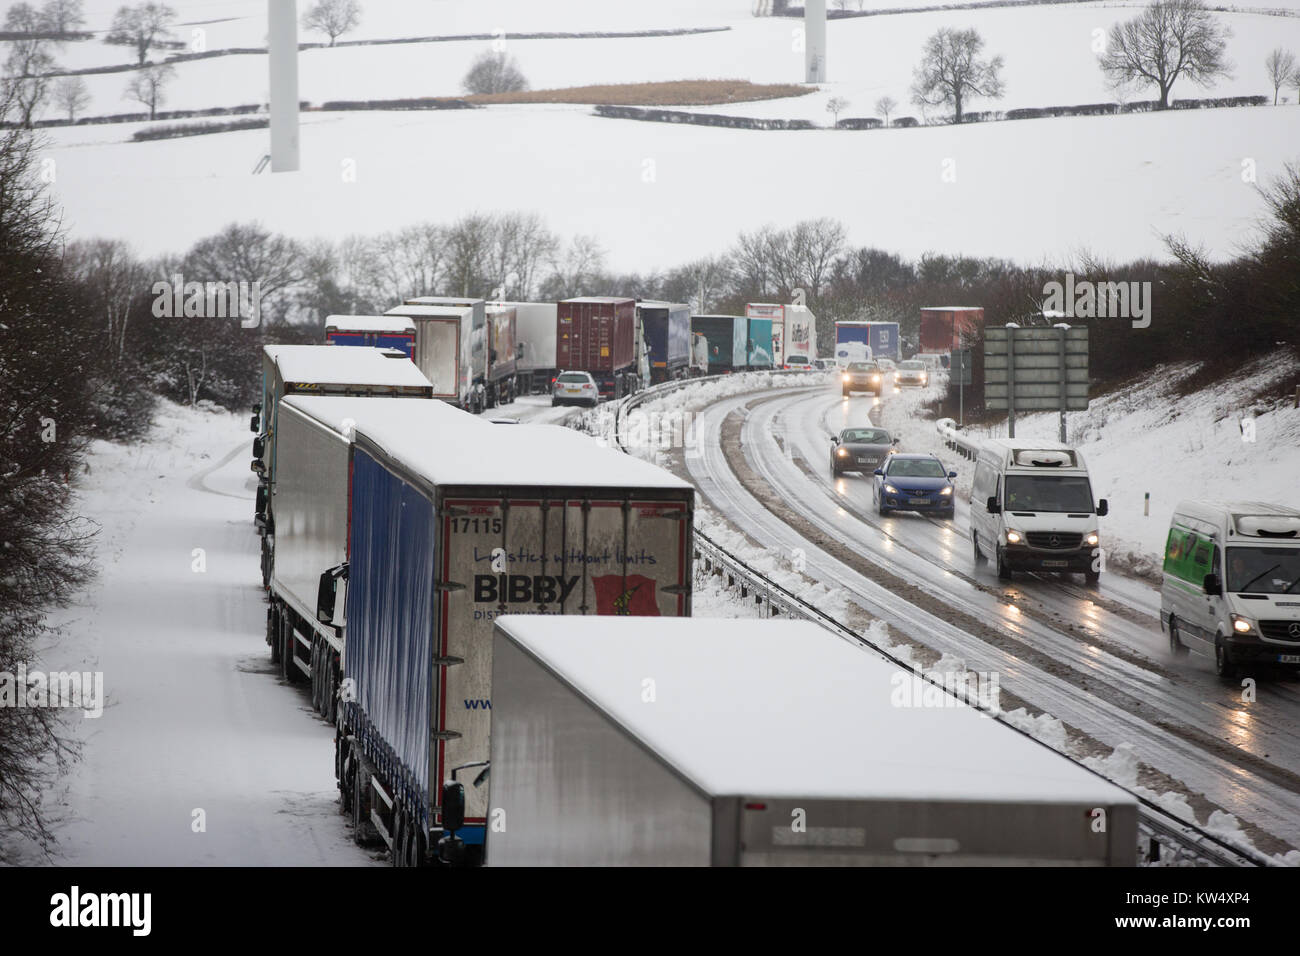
[268,0,300,172]
[805,0,827,83]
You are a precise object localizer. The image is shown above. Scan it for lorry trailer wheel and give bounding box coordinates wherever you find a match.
[268,606,281,664]
[281,610,303,684]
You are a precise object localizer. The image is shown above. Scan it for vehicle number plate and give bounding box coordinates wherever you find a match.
[1279,655,1300,664]
[908,497,928,505]
[1042,560,1069,568]
[858,458,873,465]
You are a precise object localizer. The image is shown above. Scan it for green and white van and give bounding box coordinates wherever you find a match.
[1161,500,1300,678]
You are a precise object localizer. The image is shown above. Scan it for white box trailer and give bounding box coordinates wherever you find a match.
[385,301,487,410]
[266,395,483,708]
[490,301,557,393]
[487,617,1138,866]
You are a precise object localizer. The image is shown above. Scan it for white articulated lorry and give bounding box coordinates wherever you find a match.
[265,395,483,711]
[486,617,1138,866]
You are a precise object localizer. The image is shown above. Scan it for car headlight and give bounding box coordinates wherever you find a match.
[1005,529,1023,544]
[842,374,850,383]
[1085,532,1099,547]
[940,486,953,496]
[1231,614,1254,635]
[836,447,848,457]
[884,484,898,494]
[872,375,880,381]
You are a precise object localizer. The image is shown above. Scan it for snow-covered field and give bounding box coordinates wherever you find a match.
[27,0,1300,271]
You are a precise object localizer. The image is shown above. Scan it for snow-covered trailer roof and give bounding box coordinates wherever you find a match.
[265,345,432,391]
[493,616,1135,806]
[281,393,481,438]
[325,315,416,334]
[354,416,690,493]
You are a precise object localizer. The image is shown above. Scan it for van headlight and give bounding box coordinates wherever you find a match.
[1085,532,1099,547]
[1231,615,1254,635]
[1005,530,1023,544]
[940,486,953,496]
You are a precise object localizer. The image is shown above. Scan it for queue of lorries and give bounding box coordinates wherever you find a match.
[323,298,824,415]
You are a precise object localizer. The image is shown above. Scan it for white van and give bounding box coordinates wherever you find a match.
[969,440,1107,586]
[1160,501,1300,678]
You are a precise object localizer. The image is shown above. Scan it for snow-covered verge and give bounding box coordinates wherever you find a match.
[2,401,380,865]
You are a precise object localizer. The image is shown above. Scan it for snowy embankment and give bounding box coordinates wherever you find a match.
[880,355,1300,577]
[8,402,380,866]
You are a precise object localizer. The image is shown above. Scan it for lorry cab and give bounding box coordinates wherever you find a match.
[969,440,1106,586]
[1160,501,1300,678]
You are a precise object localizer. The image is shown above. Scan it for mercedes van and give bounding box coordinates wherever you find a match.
[1160,501,1300,678]
[969,440,1108,586]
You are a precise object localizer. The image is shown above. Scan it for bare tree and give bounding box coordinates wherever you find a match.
[790,218,847,298]
[462,50,529,95]
[1293,66,1300,104]
[2,10,56,128]
[52,74,89,121]
[301,0,361,47]
[0,91,96,856]
[910,27,1004,124]
[123,63,173,120]
[182,221,306,321]
[542,235,605,299]
[1265,48,1296,106]
[64,238,148,360]
[105,3,176,66]
[1098,0,1232,110]
[874,94,897,126]
[42,0,85,34]
[825,96,848,125]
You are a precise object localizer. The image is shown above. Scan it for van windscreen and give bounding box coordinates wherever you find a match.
[1226,547,1300,594]
[1003,475,1093,513]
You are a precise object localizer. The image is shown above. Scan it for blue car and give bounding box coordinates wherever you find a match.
[873,453,957,518]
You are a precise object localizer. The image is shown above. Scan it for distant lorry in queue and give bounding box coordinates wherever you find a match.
[555,297,642,399]
[324,315,417,358]
[689,332,709,377]
[746,316,774,369]
[636,301,691,384]
[746,302,818,367]
[691,315,747,373]
[385,298,489,412]
[264,395,481,716]
[1160,501,1300,679]
[484,303,519,405]
[251,346,434,586]
[491,301,557,394]
[486,616,1138,866]
[836,320,899,366]
[332,415,695,866]
[919,307,984,364]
